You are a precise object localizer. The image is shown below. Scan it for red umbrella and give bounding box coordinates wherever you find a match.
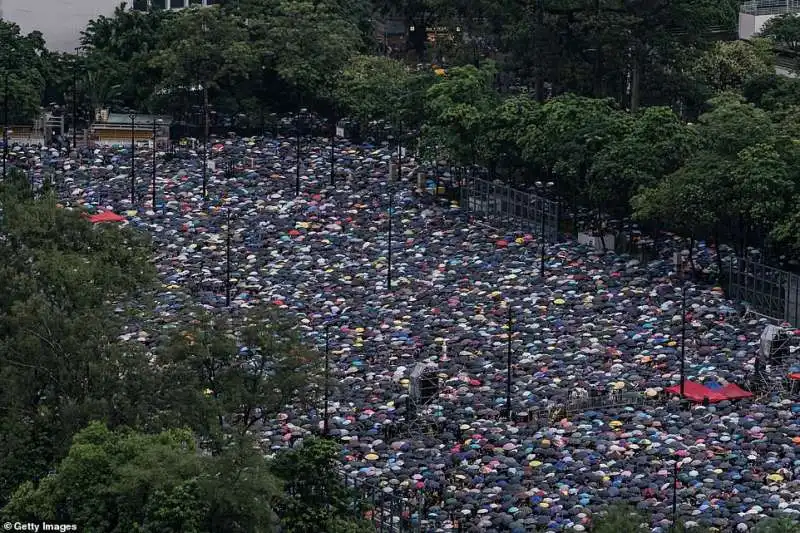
[288,229,301,236]
[496,240,508,248]
[85,211,125,224]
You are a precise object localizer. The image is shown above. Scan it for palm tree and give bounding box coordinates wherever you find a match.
[84,70,121,125]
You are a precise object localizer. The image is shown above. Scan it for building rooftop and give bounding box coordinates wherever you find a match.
[103,113,171,127]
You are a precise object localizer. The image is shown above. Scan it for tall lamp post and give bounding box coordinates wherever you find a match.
[330,115,336,187]
[129,113,136,204]
[151,118,162,209]
[387,180,394,292]
[296,108,306,196]
[2,68,7,181]
[505,302,513,420]
[72,48,79,151]
[680,283,688,398]
[323,323,332,436]
[201,96,208,200]
[225,209,232,307]
[534,181,554,277]
[672,457,680,528]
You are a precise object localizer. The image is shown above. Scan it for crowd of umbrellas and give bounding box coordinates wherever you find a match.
[6,136,800,532]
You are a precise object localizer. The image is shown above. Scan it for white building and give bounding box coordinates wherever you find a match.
[739,0,800,39]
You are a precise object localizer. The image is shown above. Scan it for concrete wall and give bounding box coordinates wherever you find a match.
[2,0,117,52]
[738,12,782,39]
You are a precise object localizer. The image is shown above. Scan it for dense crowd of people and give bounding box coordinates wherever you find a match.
[5,135,800,532]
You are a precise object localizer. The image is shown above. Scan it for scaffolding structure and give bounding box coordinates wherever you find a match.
[740,0,800,16]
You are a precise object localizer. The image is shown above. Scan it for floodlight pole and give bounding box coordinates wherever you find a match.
[324,323,331,437]
[129,113,136,203]
[506,303,512,420]
[225,209,232,307]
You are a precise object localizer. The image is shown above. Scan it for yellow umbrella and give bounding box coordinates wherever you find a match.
[365,453,379,461]
[610,420,623,428]
[529,460,543,467]
[434,68,446,76]
[767,473,784,482]
[554,298,566,305]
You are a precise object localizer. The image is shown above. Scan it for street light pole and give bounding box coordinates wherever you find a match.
[225,209,232,307]
[506,303,513,420]
[129,113,136,204]
[324,324,331,437]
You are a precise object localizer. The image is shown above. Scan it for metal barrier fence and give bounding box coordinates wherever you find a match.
[519,390,665,426]
[338,468,471,533]
[725,257,800,326]
[457,175,560,243]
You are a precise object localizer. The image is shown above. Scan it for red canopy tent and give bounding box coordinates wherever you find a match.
[84,211,125,224]
[665,380,753,403]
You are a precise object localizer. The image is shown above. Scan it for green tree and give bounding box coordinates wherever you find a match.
[589,106,696,221]
[0,21,48,123]
[691,39,774,95]
[423,61,500,166]
[80,3,176,110]
[0,175,158,504]
[589,504,649,532]
[479,94,541,180]
[1,422,279,533]
[158,307,319,450]
[519,94,630,230]
[335,55,431,128]
[760,13,800,53]
[270,438,372,533]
